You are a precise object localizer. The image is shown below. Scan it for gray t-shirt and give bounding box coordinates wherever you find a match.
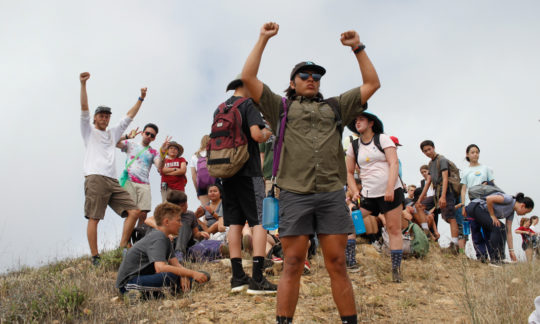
[475,193,516,221]
[116,229,174,288]
[182,210,198,231]
[428,155,449,188]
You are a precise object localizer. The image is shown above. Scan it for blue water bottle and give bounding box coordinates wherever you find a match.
[351,203,366,235]
[262,195,279,231]
[462,219,471,236]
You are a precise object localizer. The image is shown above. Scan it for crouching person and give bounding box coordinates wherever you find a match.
[116,202,210,298]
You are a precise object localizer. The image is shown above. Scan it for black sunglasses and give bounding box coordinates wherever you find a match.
[298,72,322,81]
[144,131,156,138]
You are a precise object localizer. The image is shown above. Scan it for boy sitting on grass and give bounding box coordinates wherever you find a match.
[116,202,210,298]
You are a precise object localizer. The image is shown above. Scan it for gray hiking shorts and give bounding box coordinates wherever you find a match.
[278,189,354,237]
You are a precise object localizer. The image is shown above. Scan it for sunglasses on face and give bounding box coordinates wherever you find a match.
[298,72,322,81]
[144,132,156,138]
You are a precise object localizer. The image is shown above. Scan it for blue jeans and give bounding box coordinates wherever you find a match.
[120,272,186,298]
[466,202,507,263]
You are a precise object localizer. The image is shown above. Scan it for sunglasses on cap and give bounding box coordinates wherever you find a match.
[144,131,156,138]
[298,72,322,81]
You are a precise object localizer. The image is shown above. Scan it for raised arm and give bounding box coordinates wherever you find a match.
[241,22,279,104]
[340,31,380,105]
[80,72,90,111]
[126,88,148,119]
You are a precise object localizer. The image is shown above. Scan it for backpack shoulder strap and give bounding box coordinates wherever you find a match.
[323,97,343,135]
[373,133,384,153]
[352,138,360,169]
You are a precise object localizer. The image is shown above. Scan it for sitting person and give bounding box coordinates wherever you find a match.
[196,184,223,234]
[402,188,440,240]
[146,191,210,262]
[116,202,209,298]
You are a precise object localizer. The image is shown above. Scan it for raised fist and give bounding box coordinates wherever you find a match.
[140,87,148,99]
[260,22,279,39]
[340,31,361,48]
[80,72,90,83]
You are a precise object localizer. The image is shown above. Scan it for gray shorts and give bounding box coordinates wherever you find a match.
[278,189,354,237]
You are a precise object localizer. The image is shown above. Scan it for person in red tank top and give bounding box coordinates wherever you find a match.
[159,140,188,201]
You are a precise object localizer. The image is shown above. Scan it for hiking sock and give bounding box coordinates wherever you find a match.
[346,239,357,265]
[390,250,403,270]
[252,256,265,282]
[276,316,293,324]
[231,258,245,279]
[341,314,358,324]
[421,223,429,230]
[451,237,459,245]
[368,234,377,243]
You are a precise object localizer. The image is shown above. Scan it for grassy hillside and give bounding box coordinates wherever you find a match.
[1,243,538,323]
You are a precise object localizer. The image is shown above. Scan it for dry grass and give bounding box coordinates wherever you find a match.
[1,243,538,323]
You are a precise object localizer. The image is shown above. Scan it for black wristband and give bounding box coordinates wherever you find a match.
[138,97,144,102]
[353,44,366,54]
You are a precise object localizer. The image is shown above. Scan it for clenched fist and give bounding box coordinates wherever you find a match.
[340,31,361,48]
[260,22,279,39]
[140,87,148,99]
[80,72,90,83]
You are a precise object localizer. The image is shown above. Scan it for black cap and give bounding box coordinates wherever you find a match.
[226,74,243,92]
[94,106,112,114]
[346,109,384,135]
[290,61,326,80]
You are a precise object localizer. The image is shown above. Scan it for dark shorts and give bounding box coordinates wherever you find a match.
[437,190,456,222]
[360,188,404,215]
[84,175,137,220]
[278,189,354,237]
[222,176,264,227]
[197,187,208,196]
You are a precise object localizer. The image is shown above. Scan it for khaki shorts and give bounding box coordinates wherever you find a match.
[84,175,138,220]
[124,181,152,212]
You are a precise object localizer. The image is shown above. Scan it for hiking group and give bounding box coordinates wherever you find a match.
[79,22,536,324]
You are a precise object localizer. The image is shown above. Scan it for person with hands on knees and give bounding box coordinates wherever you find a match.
[79,72,146,265]
[116,202,210,299]
[241,21,380,324]
[159,139,188,201]
[466,192,534,265]
[345,111,404,283]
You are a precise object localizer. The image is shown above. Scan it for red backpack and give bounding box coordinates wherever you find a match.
[207,97,249,178]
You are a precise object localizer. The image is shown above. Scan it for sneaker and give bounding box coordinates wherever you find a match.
[303,260,311,275]
[347,263,361,273]
[489,262,502,268]
[271,256,283,263]
[371,241,382,253]
[246,277,277,295]
[392,267,402,283]
[230,274,251,293]
[91,254,101,266]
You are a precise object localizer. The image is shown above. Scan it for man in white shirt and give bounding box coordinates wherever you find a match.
[79,72,147,265]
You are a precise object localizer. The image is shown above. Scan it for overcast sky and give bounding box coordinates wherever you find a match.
[1,0,539,272]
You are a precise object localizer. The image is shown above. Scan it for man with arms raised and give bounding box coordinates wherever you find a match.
[80,72,146,265]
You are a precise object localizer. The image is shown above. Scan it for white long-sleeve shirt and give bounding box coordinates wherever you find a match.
[81,110,132,178]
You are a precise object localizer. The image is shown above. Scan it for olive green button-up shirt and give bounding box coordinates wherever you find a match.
[258,84,365,194]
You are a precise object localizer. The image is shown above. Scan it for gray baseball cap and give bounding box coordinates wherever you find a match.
[290,61,326,80]
[94,106,112,114]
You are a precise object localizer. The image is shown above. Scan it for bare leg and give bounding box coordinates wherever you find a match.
[198,195,210,206]
[137,211,148,227]
[385,205,403,250]
[228,225,243,258]
[120,210,139,248]
[87,218,100,256]
[319,234,357,316]
[276,235,310,317]
[252,225,267,257]
[525,248,533,262]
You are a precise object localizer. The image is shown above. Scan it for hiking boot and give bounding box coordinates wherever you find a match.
[230,274,251,293]
[246,277,278,295]
[303,260,311,275]
[392,267,402,283]
[91,254,101,266]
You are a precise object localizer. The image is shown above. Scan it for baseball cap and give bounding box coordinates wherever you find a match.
[290,61,326,80]
[390,136,402,146]
[226,74,243,92]
[94,106,112,114]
